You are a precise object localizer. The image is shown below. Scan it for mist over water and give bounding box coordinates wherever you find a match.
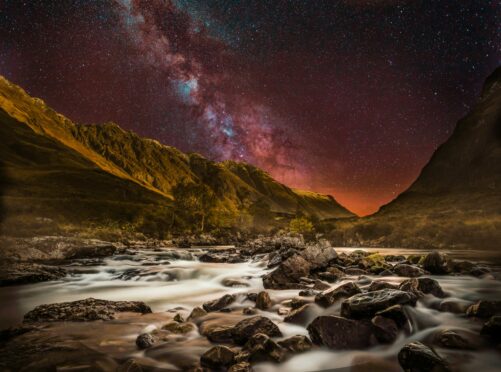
[1,246,501,371]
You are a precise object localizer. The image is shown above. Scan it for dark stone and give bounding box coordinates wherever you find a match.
[0,263,67,286]
[231,316,282,345]
[162,321,195,334]
[298,289,318,297]
[435,329,477,350]
[222,278,250,287]
[278,335,313,353]
[315,282,361,307]
[378,269,395,276]
[398,341,450,372]
[199,253,227,263]
[228,362,252,372]
[117,359,143,372]
[205,325,235,343]
[290,297,310,309]
[422,251,450,275]
[371,315,398,344]
[318,267,344,282]
[263,255,311,289]
[187,306,207,321]
[367,281,398,292]
[65,242,117,259]
[375,304,408,328]
[200,345,236,369]
[255,291,272,310]
[23,298,152,322]
[313,280,331,291]
[243,307,257,315]
[246,293,258,302]
[341,289,417,319]
[173,313,184,323]
[299,244,337,270]
[136,333,155,349]
[307,315,373,349]
[399,278,446,298]
[242,333,287,363]
[466,301,501,318]
[345,268,367,275]
[385,255,406,262]
[284,304,315,326]
[481,316,501,342]
[438,299,471,314]
[203,294,236,312]
[393,264,424,278]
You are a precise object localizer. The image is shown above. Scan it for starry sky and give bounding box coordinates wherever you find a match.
[1,1,500,215]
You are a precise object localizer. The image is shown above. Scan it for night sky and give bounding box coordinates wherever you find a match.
[1,1,499,215]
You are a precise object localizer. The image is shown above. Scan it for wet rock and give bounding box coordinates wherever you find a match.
[231,316,282,345]
[393,264,424,278]
[375,304,408,328]
[255,291,272,310]
[399,278,446,298]
[262,254,311,289]
[434,329,478,350]
[371,315,398,344]
[242,333,287,363]
[222,278,250,287]
[406,254,424,265]
[162,321,195,334]
[466,300,501,318]
[243,307,258,315]
[200,345,236,369]
[0,263,67,286]
[367,281,398,292]
[438,299,472,314]
[317,267,344,282]
[65,242,118,259]
[378,269,395,276]
[278,335,313,353]
[345,268,367,275]
[117,359,143,372]
[398,341,450,372]
[351,355,401,372]
[422,251,450,275]
[205,325,235,343]
[385,255,406,262]
[481,316,501,342]
[174,313,184,323]
[228,362,252,372]
[187,306,207,321]
[203,294,236,312]
[0,325,38,343]
[307,315,373,349]
[313,280,331,291]
[290,297,310,309]
[315,282,361,307]
[199,252,227,263]
[341,289,417,319]
[298,289,318,297]
[299,244,337,270]
[284,304,315,326]
[246,293,258,302]
[23,298,152,322]
[136,333,155,349]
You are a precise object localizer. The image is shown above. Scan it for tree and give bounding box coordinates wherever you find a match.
[289,216,314,235]
[172,182,216,232]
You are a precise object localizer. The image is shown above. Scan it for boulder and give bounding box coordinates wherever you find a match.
[136,333,155,349]
[242,333,287,363]
[290,297,310,309]
[341,289,417,319]
[299,244,337,270]
[421,251,450,275]
[434,329,478,350]
[205,325,235,343]
[173,313,184,323]
[307,315,373,349]
[393,264,424,278]
[438,299,472,314]
[278,335,313,353]
[203,294,236,312]
[0,263,67,286]
[398,341,450,372]
[315,282,361,307]
[23,298,152,322]
[371,315,398,344]
[255,291,272,310]
[187,306,207,321]
[228,362,252,372]
[481,316,501,342]
[399,278,446,298]
[243,307,258,315]
[65,241,118,259]
[312,280,331,291]
[199,252,227,263]
[317,267,344,282]
[263,255,311,289]
[345,268,367,276]
[466,301,501,318]
[284,304,315,326]
[231,316,282,345]
[375,304,408,328]
[162,321,195,334]
[200,345,236,369]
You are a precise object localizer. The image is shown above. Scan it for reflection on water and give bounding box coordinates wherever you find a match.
[1,247,501,371]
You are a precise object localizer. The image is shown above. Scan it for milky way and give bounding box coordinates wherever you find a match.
[1,1,499,214]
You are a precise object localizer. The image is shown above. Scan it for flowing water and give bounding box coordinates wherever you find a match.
[1,247,501,371]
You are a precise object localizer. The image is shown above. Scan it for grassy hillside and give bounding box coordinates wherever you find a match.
[0,76,353,237]
[329,67,501,249]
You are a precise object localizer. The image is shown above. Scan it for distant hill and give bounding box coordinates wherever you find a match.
[331,67,501,249]
[0,76,353,238]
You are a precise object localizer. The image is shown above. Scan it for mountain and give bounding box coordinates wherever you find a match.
[0,76,353,238]
[332,67,501,249]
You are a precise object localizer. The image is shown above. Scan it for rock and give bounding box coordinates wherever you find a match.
[174,313,184,323]
[117,359,143,372]
[242,333,287,363]
[284,304,315,326]
[367,281,398,292]
[277,307,289,316]
[231,316,282,345]
[312,280,331,291]
[385,255,406,262]
[481,316,501,342]
[375,304,408,328]
[162,321,195,334]
[341,289,417,319]
[371,315,398,344]
[378,269,395,276]
[345,268,367,275]
[200,345,236,369]
[398,341,450,372]
[315,282,361,307]
[262,255,311,289]
[65,242,118,259]
[203,294,236,312]
[422,251,450,275]
[136,333,155,349]
[298,289,318,297]
[317,267,344,282]
[243,307,258,315]
[278,335,313,353]
[435,329,478,350]
[466,301,501,318]
[255,291,272,310]
[205,325,235,343]
[0,263,67,286]
[307,315,373,349]
[438,299,472,314]
[393,264,424,278]
[228,362,252,372]
[246,293,258,302]
[23,298,152,322]
[299,244,337,270]
[222,278,250,287]
[188,306,207,321]
[0,325,38,343]
[406,254,424,265]
[290,297,310,309]
[399,278,446,298]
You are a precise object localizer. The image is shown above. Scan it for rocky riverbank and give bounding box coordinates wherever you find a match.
[0,235,500,371]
